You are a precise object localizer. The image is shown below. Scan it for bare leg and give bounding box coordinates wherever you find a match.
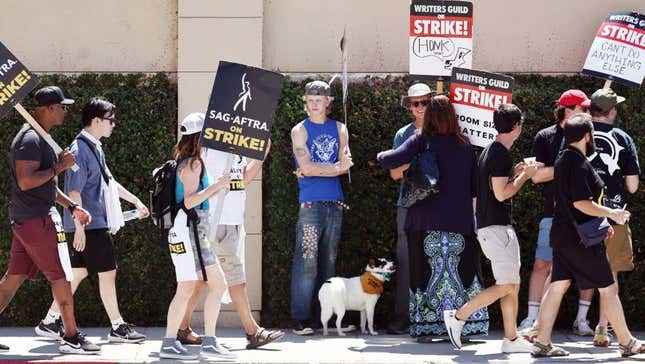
[499,284,520,339]
[597,272,618,328]
[179,282,205,331]
[50,278,78,337]
[598,283,633,346]
[528,260,551,305]
[0,272,26,314]
[165,281,198,338]
[98,270,122,322]
[49,268,88,314]
[203,264,227,337]
[536,280,570,345]
[229,283,260,335]
[456,284,515,321]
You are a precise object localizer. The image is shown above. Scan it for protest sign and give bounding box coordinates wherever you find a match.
[582,11,645,87]
[450,67,514,148]
[201,61,283,161]
[0,41,39,118]
[409,0,473,77]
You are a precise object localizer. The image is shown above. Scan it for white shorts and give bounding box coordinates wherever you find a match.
[168,210,217,282]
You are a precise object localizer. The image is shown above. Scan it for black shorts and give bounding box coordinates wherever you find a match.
[66,229,117,274]
[550,224,614,290]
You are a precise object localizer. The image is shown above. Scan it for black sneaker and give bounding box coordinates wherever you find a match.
[292,321,314,336]
[35,317,64,340]
[108,323,146,343]
[0,343,8,351]
[59,332,101,355]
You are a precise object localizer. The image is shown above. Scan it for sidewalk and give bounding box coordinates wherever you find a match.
[0,327,642,363]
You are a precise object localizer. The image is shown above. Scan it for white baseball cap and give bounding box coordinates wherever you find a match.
[180,112,205,135]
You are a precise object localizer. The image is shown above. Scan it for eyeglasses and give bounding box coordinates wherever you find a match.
[411,100,429,108]
[51,104,68,111]
[102,117,117,126]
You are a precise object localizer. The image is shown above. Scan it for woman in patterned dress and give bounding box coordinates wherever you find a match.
[378,95,488,341]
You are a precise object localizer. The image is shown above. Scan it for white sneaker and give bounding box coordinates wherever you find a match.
[502,336,537,353]
[518,316,536,331]
[573,319,594,336]
[443,310,465,349]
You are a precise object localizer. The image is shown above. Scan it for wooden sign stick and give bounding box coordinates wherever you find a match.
[603,79,613,90]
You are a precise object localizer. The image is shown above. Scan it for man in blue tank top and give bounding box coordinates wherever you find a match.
[290,80,353,335]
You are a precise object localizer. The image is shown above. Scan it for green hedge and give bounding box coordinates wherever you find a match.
[262,75,645,330]
[0,73,642,331]
[0,73,178,326]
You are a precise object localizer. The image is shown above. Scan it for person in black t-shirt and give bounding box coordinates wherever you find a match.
[444,104,541,354]
[521,90,595,336]
[532,113,644,358]
[586,88,640,347]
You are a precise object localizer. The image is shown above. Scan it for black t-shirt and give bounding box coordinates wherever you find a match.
[9,125,57,223]
[476,141,512,228]
[589,122,640,210]
[552,147,605,243]
[533,124,565,217]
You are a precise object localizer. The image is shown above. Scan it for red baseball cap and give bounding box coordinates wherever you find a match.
[558,89,591,108]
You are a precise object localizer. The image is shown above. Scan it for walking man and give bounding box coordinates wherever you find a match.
[2,86,100,354]
[34,97,147,343]
[290,80,353,335]
[444,104,540,353]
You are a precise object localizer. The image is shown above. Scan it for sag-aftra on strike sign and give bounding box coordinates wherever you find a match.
[409,0,473,77]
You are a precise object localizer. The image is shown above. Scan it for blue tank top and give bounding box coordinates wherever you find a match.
[297,118,344,203]
[175,160,210,210]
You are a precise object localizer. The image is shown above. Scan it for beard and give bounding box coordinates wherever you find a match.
[586,140,597,157]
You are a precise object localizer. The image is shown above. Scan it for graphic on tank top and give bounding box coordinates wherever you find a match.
[311,134,338,163]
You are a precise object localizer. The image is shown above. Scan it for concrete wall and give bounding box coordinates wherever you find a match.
[0,0,177,72]
[263,0,645,74]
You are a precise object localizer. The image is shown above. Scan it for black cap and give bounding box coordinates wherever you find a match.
[33,86,75,107]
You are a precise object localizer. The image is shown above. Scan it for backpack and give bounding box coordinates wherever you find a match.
[150,157,206,231]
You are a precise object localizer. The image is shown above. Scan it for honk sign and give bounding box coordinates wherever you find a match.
[200,61,283,161]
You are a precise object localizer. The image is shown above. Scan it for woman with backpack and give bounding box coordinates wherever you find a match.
[377,95,488,342]
[159,113,233,361]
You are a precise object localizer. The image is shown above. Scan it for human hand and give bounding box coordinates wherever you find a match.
[73,206,92,226]
[609,209,630,225]
[73,229,86,252]
[57,148,76,172]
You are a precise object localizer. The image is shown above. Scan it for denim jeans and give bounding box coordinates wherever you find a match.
[291,201,343,322]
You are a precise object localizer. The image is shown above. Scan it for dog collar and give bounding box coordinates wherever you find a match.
[360,272,384,295]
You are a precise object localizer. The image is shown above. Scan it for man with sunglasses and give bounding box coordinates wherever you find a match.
[386,83,432,335]
[521,90,595,338]
[34,97,148,345]
[3,86,101,354]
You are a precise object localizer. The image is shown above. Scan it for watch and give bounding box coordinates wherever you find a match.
[68,203,79,214]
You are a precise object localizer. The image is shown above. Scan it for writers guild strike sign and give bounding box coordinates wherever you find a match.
[0,41,39,118]
[201,61,283,161]
[409,0,473,77]
[450,67,514,148]
[582,11,645,87]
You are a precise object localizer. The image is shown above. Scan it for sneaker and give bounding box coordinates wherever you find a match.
[35,317,64,340]
[292,321,314,336]
[593,325,612,347]
[59,332,101,355]
[520,324,539,343]
[443,310,465,349]
[201,337,238,361]
[177,327,203,345]
[160,338,198,360]
[108,323,146,343]
[518,316,536,331]
[573,319,594,336]
[502,336,538,353]
[0,343,8,351]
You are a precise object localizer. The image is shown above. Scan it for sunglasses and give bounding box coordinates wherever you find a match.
[410,100,429,108]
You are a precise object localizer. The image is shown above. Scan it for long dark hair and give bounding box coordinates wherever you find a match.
[174,133,201,170]
[423,95,467,144]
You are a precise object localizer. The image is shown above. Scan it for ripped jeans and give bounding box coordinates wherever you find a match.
[291,201,343,322]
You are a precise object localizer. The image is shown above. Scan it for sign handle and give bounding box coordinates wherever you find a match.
[14,103,79,172]
[209,153,234,239]
[436,77,444,94]
[603,79,612,90]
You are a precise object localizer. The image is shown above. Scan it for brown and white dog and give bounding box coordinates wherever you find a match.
[318,258,395,336]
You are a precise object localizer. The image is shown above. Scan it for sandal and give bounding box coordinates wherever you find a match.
[620,338,645,358]
[246,327,285,350]
[531,341,569,358]
[593,325,611,347]
[177,327,202,345]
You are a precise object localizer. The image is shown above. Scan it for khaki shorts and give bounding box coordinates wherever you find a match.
[477,225,521,285]
[605,224,634,272]
[214,225,246,286]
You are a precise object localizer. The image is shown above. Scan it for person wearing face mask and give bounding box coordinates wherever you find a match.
[521,90,596,337]
[386,83,433,335]
[531,113,644,358]
[586,89,640,347]
[34,98,147,345]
